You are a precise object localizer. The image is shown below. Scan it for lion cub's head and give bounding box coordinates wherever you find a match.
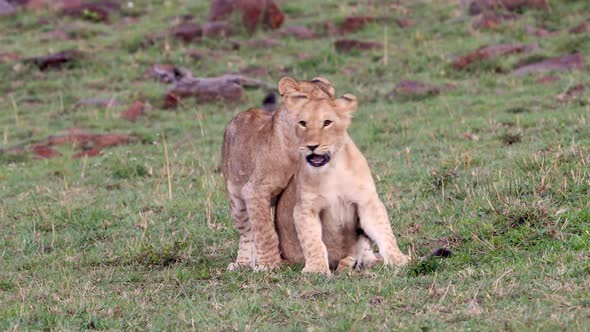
[279,77,358,168]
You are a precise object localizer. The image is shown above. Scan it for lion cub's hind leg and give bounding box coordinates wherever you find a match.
[227,189,256,271]
[335,235,380,273]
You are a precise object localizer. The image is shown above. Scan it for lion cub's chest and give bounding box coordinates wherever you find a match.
[315,164,358,227]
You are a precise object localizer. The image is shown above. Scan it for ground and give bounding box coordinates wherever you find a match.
[0,0,589,330]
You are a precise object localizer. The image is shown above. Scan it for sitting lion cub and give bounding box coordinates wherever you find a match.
[275,90,410,275]
[221,77,335,270]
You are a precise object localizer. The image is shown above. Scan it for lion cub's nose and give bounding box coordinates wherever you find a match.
[307,145,319,152]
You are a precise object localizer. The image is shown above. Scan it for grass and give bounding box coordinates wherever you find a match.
[1,0,589,330]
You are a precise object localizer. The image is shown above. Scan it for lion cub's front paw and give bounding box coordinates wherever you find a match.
[302,263,331,276]
[335,256,356,273]
[227,262,251,271]
[253,260,282,272]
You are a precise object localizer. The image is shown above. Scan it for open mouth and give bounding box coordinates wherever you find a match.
[306,153,330,167]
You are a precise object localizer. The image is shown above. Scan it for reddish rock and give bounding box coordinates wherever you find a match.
[334,39,383,53]
[0,52,20,63]
[452,43,538,70]
[556,83,585,102]
[170,22,203,42]
[209,0,284,32]
[510,53,585,76]
[27,49,81,70]
[238,38,282,48]
[164,73,272,108]
[147,64,192,84]
[524,25,558,37]
[31,145,61,158]
[273,25,315,39]
[536,75,560,84]
[468,0,549,15]
[73,147,101,158]
[61,1,121,22]
[471,11,519,30]
[0,0,16,16]
[121,101,145,121]
[391,80,451,98]
[338,16,410,33]
[569,18,590,34]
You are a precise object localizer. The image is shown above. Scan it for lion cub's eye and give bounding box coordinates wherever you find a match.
[323,120,332,127]
[298,121,307,128]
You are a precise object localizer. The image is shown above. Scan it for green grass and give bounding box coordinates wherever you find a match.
[1,0,589,330]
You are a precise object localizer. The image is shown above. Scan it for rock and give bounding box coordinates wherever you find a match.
[61,0,121,22]
[509,53,585,76]
[452,43,538,70]
[147,64,193,84]
[556,83,585,102]
[170,21,233,42]
[26,49,82,70]
[334,39,383,53]
[535,75,560,84]
[338,16,411,34]
[471,11,519,30]
[0,52,20,63]
[209,0,284,32]
[31,145,61,158]
[237,38,282,48]
[164,73,273,108]
[0,0,16,16]
[121,101,145,121]
[262,92,277,112]
[76,97,119,108]
[169,22,203,42]
[391,80,450,99]
[569,18,590,34]
[468,0,549,15]
[272,25,315,39]
[524,25,558,38]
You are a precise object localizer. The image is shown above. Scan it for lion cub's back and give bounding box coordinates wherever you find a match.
[222,108,273,184]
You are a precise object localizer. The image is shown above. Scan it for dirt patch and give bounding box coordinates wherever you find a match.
[509,53,585,76]
[452,43,538,70]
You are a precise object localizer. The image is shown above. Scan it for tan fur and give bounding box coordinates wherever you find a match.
[275,93,410,275]
[221,76,335,270]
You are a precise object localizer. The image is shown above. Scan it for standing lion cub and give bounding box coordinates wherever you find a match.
[221,77,335,270]
[275,89,410,275]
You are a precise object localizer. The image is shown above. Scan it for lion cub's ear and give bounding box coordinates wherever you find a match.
[278,77,300,96]
[335,94,358,116]
[311,76,335,96]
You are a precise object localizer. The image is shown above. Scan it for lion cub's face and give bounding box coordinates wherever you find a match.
[282,93,358,168]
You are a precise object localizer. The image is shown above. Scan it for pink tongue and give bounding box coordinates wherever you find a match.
[311,155,324,163]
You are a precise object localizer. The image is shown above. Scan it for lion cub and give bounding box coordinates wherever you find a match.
[221,77,335,270]
[275,91,410,275]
